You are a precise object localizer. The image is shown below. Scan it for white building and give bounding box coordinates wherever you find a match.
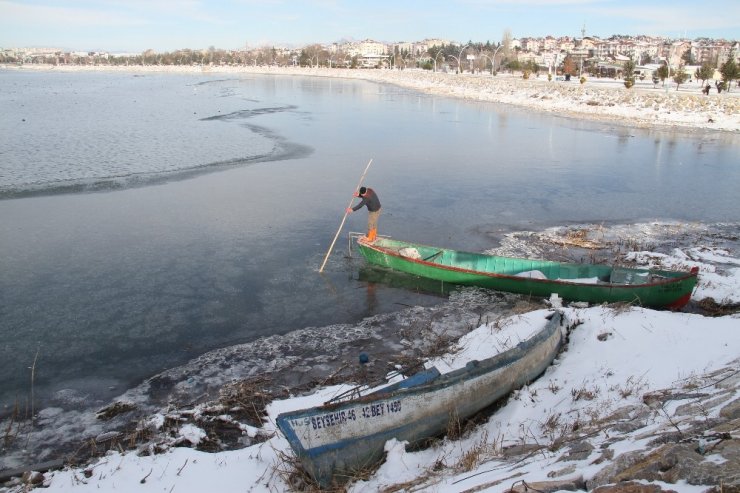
[345,39,388,68]
[423,38,449,49]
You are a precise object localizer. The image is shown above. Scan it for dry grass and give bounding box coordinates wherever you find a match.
[273,446,383,492]
[697,297,740,317]
[606,301,637,315]
[446,408,464,441]
[609,375,648,399]
[217,375,274,427]
[540,412,563,443]
[510,299,546,315]
[549,228,607,250]
[457,431,495,473]
[571,383,601,402]
[273,448,325,492]
[3,399,26,448]
[547,380,561,394]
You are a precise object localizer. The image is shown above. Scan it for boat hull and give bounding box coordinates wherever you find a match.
[357,238,697,309]
[276,312,564,487]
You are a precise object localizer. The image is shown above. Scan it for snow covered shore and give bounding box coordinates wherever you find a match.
[19,305,740,493]
[6,63,740,132]
[3,222,739,493]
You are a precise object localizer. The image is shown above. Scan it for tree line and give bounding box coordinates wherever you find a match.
[4,43,737,92]
[617,50,738,92]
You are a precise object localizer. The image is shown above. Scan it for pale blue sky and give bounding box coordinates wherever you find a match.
[1,0,738,53]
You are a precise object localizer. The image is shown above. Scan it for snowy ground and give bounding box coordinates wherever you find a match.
[4,222,739,492]
[305,67,740,133]
[7,64,740,133]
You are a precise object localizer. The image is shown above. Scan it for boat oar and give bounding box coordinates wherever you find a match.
[423,250,444,262]
[319,158,374,273]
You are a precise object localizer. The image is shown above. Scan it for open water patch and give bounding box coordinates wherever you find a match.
[199,104,299,121]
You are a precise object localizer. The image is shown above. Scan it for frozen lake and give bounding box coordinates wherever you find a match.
[1,69,739,416]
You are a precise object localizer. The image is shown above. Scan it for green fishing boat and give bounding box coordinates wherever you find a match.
[355,237,698,309]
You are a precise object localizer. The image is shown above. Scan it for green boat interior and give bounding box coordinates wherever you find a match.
[376,238,675,285]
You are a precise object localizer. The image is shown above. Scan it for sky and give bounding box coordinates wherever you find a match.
[0,0,738,53]
[35,236,740,492]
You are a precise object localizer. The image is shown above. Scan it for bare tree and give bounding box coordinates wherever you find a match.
[501,29,513,59]
[562,55,576,76]
[301,44,323,67]
[253,45,275,66]
[142,49,156,65]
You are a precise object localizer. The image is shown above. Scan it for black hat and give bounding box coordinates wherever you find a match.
[358,187,367,196]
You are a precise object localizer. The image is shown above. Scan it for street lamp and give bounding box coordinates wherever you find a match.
[403,52,413,69]
[447,53,460,73]
[433,51,445,72]
[665,45,673,77]
[456,43,472,73]
[491,45,502,73]
[479,53,494,75]
[415,50,430,69]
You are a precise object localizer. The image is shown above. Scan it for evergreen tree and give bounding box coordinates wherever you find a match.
[720,50,737,93]
[673,64,690,90]
[694,63,715,85]
[623,57,636,88]
[656,64,670,86]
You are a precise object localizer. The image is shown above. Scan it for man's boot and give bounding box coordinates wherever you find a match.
[367,228,377,242]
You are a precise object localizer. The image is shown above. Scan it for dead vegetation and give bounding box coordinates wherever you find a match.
[274,446,382,493]
[571,383,601,402]
[548,227,608,250]
[456,430,501,473]
[217,375,279,426]
[697,297,740,316]
[95,401,137,421]
[3,400,28,450]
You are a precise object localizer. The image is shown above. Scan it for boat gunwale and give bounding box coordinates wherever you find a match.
[276,312,564,460]
[278,311,562,417]
[358,238,698,289]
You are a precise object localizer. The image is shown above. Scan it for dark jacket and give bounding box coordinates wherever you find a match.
[352,188,381,212]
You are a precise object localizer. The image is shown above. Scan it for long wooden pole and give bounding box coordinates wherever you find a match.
[319,158,373,273]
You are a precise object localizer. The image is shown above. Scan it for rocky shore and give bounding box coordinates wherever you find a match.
[6,63,740,133]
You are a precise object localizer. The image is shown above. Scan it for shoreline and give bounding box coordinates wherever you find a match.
[5,63,740,133]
